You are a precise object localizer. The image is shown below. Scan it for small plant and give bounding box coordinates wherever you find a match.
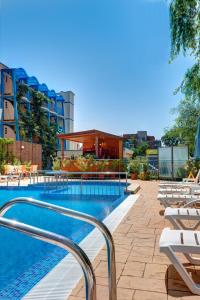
[13,157,21,166]
[62,158,71,168]
[138,171,150,180]
[75,155,95,172]
[176,167,188,178]
[183,159,200,177]
[24,160,32,171]
[118,159,127,172]
[96,160,108,172]
[52,157,61,171]
[128,159,140,175]
[0,160,6,174]
[110,160,119,172]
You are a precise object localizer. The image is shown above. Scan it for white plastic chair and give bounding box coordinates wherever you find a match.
[159,170,200,190]
[158,193,200,208]
[164,207,200,230]
[160,227,200,295]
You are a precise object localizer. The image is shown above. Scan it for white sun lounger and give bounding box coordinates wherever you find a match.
[159,170,200,189]
[158,193,200,208]
[159,187,191,194]
[164,207,200,230]
[159,182,199,189]
[160,227,200,295]
[159,185,200,196]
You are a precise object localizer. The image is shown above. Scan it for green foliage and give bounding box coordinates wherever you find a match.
[137,141,149,156]
[12,157,21,166]
[177,159,200,178]
[161,127,183,146]
[110,159,120,171]
[127,157,151,180]
[62,158,71,168]
[184,158,200,176]
[0,138,14,170]
[170,0,200,60]
[127,159,140,175]
[52,157,61,171]
[138,171,150,180]
[129,141,149,157]
[17,84,57,169]
[161,96,200,154]
[176,166,188,178]
[24,160,31,171]
[164,1,200,155]
[75,155,95,172]
[96,160,108,171]
[179,63,200,101]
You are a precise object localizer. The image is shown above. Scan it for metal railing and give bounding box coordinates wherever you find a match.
[2,171,128,192]
[0,216,96,300]
[43,171,128,195]
[0,197,117,300]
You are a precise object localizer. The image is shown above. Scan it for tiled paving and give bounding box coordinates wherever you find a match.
[68,181,200,300]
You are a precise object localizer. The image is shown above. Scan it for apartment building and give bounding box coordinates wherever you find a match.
[123,131,161,149]
[0,63,74,150]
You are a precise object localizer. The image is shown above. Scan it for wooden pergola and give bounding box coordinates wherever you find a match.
[57,129,123,159]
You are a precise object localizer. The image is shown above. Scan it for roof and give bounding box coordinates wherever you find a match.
[57,129,123,143]
[0,62,74,100]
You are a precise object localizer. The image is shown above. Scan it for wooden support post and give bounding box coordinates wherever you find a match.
[119,140,123,159]
[95,136,99,158]
[61,139,65,160]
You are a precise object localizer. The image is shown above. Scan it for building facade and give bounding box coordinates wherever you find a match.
[0,63,74,150]
[123,131,161,149]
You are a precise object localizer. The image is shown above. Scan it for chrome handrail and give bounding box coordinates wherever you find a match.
[0,216,96,300]
[0,197,117,300]
[45,171,127,175]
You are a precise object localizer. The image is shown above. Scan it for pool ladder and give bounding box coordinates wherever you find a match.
[0,197,117,300]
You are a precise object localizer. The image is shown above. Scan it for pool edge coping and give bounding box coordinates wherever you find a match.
[23,194,139,300]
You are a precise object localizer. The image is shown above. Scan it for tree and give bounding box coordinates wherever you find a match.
[170,0,200,60]
[162,97,200,153]
[164,0,200,155]
[161,127,182,146]
[17,85,57,168]
[137,141,149,156]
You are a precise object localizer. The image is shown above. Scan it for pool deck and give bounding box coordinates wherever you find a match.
[69,181,200,300]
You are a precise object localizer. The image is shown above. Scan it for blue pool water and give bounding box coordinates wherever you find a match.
[0,182,126,299]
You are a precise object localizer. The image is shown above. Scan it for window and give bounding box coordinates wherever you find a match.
[4,127,7,134]
[5,101,8,109]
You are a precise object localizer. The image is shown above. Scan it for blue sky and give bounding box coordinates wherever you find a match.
[0,0,192,139]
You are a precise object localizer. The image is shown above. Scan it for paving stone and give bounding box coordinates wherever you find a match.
[117,287,135,300]
[133,290,167,300]
[122,261,145,277]
[144,263,168,279]
[118,276,167,293]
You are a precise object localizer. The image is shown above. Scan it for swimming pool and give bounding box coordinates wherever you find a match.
[0,182,126,299]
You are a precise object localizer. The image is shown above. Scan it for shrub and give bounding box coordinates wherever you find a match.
[52,157,61,171]
[127,159,140,175]
[96,160,108,171]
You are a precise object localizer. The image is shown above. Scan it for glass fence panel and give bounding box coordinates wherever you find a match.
[158,147,172,178]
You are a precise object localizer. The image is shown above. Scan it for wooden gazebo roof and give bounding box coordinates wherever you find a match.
[57,129,123,143]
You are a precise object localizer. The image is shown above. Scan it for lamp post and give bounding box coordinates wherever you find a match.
[20,144,25,162]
